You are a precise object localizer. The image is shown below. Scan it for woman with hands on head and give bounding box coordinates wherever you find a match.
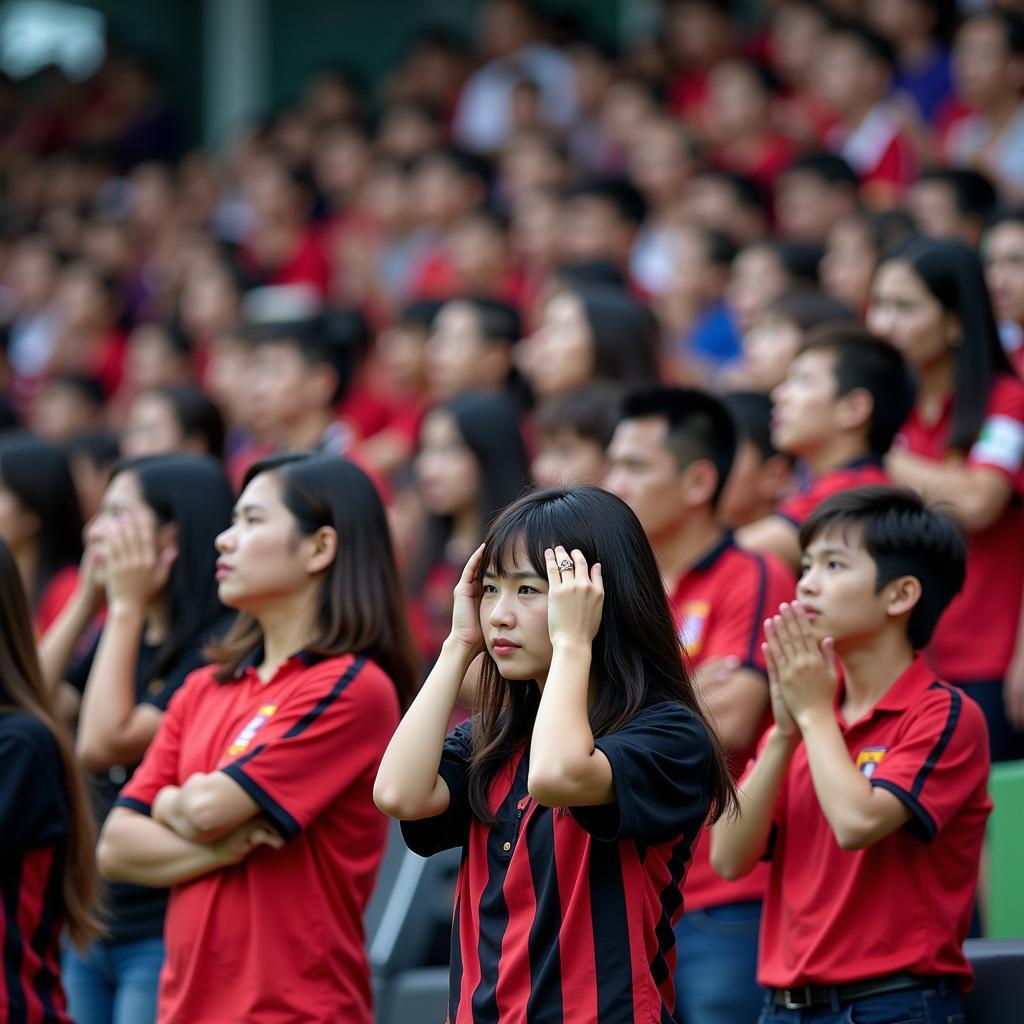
[97,454,419,1024]
[60,454,234,1024]
[375,486,735,1024]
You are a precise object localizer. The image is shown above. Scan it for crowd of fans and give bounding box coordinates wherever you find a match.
[1,0,1023,1022]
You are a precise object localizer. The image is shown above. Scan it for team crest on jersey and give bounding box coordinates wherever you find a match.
[678,601,711,657]
[855,746,888,778]
[228,704,278,756]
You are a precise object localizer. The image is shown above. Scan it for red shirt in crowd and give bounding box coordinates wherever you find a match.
[402,703,715,1024]
[895,373,1024,682]
[117,651,399,1024]
[751,656,991,989]
[669,534,795,912]
[775,456,890,528]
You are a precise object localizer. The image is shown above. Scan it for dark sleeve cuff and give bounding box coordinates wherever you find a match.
[569,737,628,841]
[871,778,936,842]
[113,796,152,816]
[220,764,301,841]
[400,756,470,857]
[773,511,800,528]
[759,822,778,862]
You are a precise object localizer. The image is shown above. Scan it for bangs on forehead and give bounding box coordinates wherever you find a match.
[801,515,863,552]
[482,501,557,580]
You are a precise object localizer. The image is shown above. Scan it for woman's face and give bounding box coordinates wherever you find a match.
[822,219,876,312]
[480,540,553,682]
[86,471,149,583]
[867,260,951,371]
[521,292,595,397]
[121,393,185,458]
[415,410,482,518]
[214,471,328,614]
[743,311,803,392]
[0,480,39,554]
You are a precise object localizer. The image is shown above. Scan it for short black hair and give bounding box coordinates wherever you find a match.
[536,382,623,448]
[829,20,897,70]
[800,324,916,456]
[45,372,107,407]
[396,298,445,332]
[986,207,1024,233]
[722,391,778,463]
[566,177,648,226]
[917,167,998,221]
[783,151,860,189]
[446,296,522,346]
[621,386,737,507]
[250,309,368,405]
[765,290,858,332]
[799,486,967,649]
[704,228,739,268]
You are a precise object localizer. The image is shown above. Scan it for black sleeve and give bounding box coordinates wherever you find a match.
[0,718,69,851]
[400,720,474,857]
[138,647,208,712]
[570,703,713,845]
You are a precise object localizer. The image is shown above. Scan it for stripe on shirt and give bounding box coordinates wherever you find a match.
[525,808,564,1023]
[911,683,961,799]
[590,840,634,1021]
[282,656,366,738]
[746,555,769,667]
[2,855,27,1024]
[26,846,62,1022]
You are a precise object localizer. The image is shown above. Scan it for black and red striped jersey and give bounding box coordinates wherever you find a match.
[402,701,714,1024]
[0,712,72,1024]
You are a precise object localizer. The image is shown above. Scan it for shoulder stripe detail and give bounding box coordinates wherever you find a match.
[283,656,367,739]
[221,763,302,841]
[910,682,961,799]
[113,796,152,817]
[871,778,937,843]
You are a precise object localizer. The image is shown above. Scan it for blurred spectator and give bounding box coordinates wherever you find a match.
[518,283,659,399]
[719,391,794,529]
[816,23,919,206]
[0,433,83,633]
[985,209,1024,377]
[728,239,824,337]
[560,177,647,280]
[775,152,860,245]
[31,372,107,442]
[665,0,740,128]
[407,392,529,664]
[531,382,622,488]
[453,0,576,154]
[65,431,120,523]
[425,297,522,403]
[945,10,1024,203]
[909,167,998,247]
[121,385,227,461]
[682,169,771,246]
[741,289,858,393]
[123,323,194,398]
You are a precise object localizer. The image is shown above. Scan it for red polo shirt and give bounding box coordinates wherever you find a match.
[669,534,796,911]
[750,656,991,989]
[117,651,400,1024]
[895,374,1024,682]
[402,703,715,1024]
[776,457,890,528]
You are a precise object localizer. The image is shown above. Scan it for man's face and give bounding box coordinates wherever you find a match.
[986,222,1024,326]
[604,417,687,541]
[248,342,313,433]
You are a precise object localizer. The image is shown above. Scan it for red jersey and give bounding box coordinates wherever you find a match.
[895,374,1024,681]
[35,565,79,635]
[776,457,889,527]
[402,704,715,1024]
[750,657,991,989]
[118,652,400,1024]
[668,534,795,911]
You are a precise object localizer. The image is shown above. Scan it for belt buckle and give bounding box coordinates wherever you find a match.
[782,986,814,1010]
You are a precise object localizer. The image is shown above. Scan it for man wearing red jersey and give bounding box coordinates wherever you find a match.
[739,325,915,569]
[713,486,989,1024]
[606,386,794,1024]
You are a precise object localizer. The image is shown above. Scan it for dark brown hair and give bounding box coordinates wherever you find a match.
[0,538,100,948]
[206,454,420,708]
[467,486,736,826]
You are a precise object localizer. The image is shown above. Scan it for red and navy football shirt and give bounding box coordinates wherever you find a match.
[1,712,72,1024]
[402,703,714,1024]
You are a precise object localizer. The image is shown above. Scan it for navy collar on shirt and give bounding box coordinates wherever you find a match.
[691,530,734,574]
[233,644,325,678]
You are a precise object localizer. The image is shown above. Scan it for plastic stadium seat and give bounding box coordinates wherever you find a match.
[963,938,1024,1023]
[986,759,1024,939]
[380,967,450,1024]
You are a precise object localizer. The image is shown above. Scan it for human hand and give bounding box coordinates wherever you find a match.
[209,817,285,866]
[544,545,604,649]
[764,602,838,730]
[449,544,486,655]
[104,511,176,611]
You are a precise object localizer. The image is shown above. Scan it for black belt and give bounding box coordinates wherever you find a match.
[770,972,951,1010]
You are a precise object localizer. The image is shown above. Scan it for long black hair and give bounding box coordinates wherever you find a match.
[207,454,420,709]
[411,391,531,591]
[468,486,735,825]
[109,454,233,679]
[883,237,1015,453]
[572,284,661,388]
[0,433,83,608]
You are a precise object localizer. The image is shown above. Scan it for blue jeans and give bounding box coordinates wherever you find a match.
[63,937,164,1024]
[757,983,964,1023]
[674,900,764,1024]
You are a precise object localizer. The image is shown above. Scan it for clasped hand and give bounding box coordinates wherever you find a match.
[763,601,838,736]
